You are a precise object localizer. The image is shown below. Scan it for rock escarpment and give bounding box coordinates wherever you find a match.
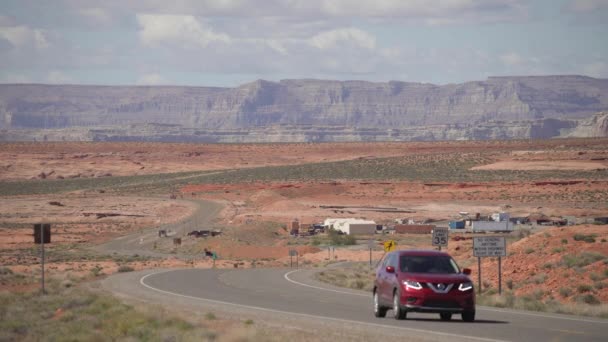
[1,75,607,141]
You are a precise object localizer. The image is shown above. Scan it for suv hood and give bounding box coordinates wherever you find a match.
[401,273,471,283]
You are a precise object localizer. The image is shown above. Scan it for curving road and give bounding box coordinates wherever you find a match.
[102,267,606,342]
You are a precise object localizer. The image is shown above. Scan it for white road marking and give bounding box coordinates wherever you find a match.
[284,269,368,297]
[285,269,607,324]
[140,270,505,342]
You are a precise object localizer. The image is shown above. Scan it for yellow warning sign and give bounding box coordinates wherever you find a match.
[383,240,396,252]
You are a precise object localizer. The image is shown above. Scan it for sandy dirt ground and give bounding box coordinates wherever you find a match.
[1,139,607,304]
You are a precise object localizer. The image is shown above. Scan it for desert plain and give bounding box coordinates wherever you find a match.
[1,138,608,308]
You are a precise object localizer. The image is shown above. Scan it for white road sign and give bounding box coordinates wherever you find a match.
[473,236,506,257]
[432,227,449,247]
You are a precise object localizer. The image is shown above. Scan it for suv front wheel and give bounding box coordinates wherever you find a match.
[373,291,387,318]
[393,290,407,320]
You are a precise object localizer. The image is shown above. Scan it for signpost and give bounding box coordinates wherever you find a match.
[289,249,298,268]
[34,224,51,294]
[432,227,449,250]
[367,239,375,268]
[473,236,507,294]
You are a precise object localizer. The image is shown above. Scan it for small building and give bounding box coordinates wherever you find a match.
[394,224,435,234]
[331,218,376,235]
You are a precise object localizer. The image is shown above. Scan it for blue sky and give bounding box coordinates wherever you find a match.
[0,0,606,87]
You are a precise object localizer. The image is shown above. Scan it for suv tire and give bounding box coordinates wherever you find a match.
[393,290,407,320]
[373,291,387,318]
[462,311,475,322]
[440,313,452,321]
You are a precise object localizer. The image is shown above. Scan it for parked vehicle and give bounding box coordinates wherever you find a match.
[373,249,475,322]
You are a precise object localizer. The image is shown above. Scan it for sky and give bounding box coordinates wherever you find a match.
[0,0,607,87]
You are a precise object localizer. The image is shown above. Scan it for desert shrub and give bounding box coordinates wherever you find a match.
[518,229,531,239]
[310,237,321,246]
[117,265,134,273]
[90,265,103,277]
[0,267,13,275]
[561,238,568,244]
[561,252,605,268]
[506,279,514,290]
[552,247,565,253]
[532,289,545,300]
[525,248,535,254]
[590,273,601,281]
[520,295,546,312]
[326,228,357,246]
[577,284,593,293]
[575,294,601,305]
[594,282,606,290]
[244,319,254,326]
[542,263,553,270]
[559,287,572,297]
[602,239,607,243]
[205,313,216,320]
[573,234,597,243]
[533,273,548,284]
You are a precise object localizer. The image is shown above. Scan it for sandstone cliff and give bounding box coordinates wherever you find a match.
[1,75,607,141]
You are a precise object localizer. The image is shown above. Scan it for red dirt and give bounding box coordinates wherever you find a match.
[1,139,607,303]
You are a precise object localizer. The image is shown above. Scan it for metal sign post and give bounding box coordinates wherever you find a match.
[473,236,506,295]
[289,249,297,268]
[34,224,51,295]
[367,240,374,268]
[41,226,45,294]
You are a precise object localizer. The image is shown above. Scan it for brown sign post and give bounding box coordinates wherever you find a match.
[473,236,507,295]
[34,224,51,294]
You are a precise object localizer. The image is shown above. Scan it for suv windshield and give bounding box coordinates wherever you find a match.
[400,255,460,274]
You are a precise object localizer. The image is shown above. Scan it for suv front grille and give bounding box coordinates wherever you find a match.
[423,300,461,309]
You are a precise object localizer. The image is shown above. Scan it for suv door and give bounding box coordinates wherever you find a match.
[385,253,399,300]
[379,252,397,303]
[376,253,390,303]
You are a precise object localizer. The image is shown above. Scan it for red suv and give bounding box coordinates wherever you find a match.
[373,249,475,322]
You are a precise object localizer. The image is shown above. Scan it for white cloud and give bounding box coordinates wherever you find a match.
[137,73,167,85]
[567,0,608,12]
[78,8,113,26]
[0,25,49,49]
[309,28,375,50]
[47,71,74,84]
[500,52,524,66]
[136,14,231,48]
[0,73,31,83]
[583,62,608,77]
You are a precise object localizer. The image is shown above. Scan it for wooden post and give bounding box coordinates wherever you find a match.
[498,256,502,295]
[477,257,481,293]
[369,248,372,268]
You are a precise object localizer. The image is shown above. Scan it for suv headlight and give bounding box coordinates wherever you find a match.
[458,282,473,291]
[403,280,422,290]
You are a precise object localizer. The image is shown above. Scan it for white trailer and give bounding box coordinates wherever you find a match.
[472,221,514,232]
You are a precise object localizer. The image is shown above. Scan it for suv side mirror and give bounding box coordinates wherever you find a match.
[386,266,395,273]
[462,268,471,275]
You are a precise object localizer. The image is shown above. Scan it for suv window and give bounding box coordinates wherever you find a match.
[400,255,459,274]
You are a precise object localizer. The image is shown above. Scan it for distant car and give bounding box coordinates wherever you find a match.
[373,249,475,322]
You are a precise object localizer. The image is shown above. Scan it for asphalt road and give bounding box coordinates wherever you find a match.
[102,267,607,342]
[92,199,223,258]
